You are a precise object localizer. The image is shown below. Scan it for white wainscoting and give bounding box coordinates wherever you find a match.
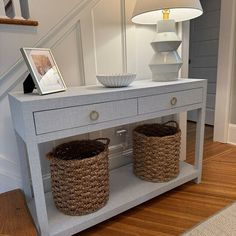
[52,22,85,87]
[0,155,22,192]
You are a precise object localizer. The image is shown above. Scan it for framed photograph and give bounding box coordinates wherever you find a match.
[20,47,67,95]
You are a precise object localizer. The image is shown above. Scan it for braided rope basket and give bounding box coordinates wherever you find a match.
[47,138,110,216]
[133,121,181,182]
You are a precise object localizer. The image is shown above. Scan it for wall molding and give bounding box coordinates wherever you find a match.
[81,0,129,82]
[121,0,127,73]
[0,0,99,100]
[51,20,86,86]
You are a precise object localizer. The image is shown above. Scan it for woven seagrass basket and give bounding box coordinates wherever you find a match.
[47,138,110,216]
[133,121,181,182]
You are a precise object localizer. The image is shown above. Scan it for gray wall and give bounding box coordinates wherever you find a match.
[189,0,221,125]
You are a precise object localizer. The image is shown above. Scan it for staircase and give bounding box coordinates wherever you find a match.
[0,0,38,26]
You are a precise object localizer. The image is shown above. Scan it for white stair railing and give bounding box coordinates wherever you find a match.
[0,0,38,26]
[0,0,8,18]
[12,0,24,19]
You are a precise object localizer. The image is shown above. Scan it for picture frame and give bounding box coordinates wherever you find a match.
[20,47,67,95]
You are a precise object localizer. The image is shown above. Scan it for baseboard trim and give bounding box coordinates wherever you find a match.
[227,123,236,145]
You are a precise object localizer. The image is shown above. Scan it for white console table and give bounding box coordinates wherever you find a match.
[9,79,207,236]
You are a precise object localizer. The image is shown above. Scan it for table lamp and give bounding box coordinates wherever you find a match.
[132,0,203,82]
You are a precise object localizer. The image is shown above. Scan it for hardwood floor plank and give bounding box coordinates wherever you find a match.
[0,189,37,236]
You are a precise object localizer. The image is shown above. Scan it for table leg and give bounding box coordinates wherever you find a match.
[15,131,32,200]
[194,106,206,184]
[26,143,49,236]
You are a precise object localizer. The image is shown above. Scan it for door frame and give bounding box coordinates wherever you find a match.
[214,0,236,143]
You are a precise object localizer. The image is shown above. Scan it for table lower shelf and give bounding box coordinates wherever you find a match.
[28,162,199,236]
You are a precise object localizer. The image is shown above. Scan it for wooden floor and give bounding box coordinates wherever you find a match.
[78,122,236,236]
[0,189,37,236]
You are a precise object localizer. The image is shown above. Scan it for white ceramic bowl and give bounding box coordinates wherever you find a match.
[96,73,136,88]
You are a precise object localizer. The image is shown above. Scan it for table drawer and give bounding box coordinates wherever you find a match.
[138,88,203,115]
[34,99,137,135]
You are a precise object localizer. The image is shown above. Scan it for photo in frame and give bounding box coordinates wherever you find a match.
[20,48,67,95]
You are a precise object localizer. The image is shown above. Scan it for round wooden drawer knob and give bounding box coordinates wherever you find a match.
[170,97,178,106]
[90,111,99,121]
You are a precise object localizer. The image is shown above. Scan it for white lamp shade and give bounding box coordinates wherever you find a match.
[132,0,203,24]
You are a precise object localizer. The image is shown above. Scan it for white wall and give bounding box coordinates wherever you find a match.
[214,0,236,144]
[0,0,187,193]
